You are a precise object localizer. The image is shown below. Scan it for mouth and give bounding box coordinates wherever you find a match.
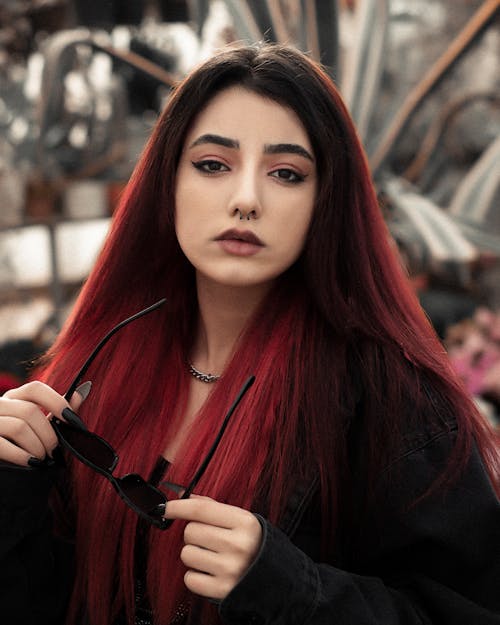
[215,229,264,246]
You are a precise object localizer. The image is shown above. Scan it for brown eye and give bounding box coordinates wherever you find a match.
[192,160,229,173]
[269,168,305,183]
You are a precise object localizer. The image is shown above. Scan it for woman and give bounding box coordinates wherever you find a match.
[0,44,498,625]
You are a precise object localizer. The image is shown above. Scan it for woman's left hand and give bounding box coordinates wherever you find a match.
[164,496,263,600]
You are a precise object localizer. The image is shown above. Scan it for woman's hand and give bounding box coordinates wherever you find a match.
[0,380,87,466]
[164,496,263,601]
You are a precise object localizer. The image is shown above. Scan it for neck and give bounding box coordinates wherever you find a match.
[191,274,273,375]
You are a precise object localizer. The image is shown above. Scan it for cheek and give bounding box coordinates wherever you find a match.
[175,163,200,212]
[175,179,200,237]
[175,166,216,215]
[174,192,193,251]
[273,219,312,271]
[174,213,198,255]
[285,203,314,250]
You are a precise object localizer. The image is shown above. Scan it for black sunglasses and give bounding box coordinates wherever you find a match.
[50,299,255,530]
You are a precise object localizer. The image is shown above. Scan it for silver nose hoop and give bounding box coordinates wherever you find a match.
[236,209,256,221]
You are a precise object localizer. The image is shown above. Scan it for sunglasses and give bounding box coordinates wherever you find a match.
[50,299,255,530]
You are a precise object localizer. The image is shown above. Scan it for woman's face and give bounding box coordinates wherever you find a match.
[175,86,317,291]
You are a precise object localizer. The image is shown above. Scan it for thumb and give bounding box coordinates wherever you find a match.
[57,381,92,431]
[70,381,92,411]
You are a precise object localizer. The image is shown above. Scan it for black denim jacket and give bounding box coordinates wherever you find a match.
[219,422,500,625]
[0,419,499,625]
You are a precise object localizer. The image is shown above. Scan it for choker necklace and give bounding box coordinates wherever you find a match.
[188,363,220,383]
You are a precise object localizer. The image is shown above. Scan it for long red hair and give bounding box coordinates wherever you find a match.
[38,45,499,624]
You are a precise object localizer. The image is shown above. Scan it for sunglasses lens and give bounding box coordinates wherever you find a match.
[118,474,166,516]
[56,422,117,472]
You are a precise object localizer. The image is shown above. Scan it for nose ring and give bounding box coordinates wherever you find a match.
[235,209,256,221]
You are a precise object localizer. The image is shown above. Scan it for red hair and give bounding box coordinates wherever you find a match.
[38,45,499,624]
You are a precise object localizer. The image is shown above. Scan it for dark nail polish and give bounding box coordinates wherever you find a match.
[28,457,55,468]
[160,480,185,495]
[150,503,166,516]
[51,445,66,467]
[75,381,92,401]
[61,407,88,431]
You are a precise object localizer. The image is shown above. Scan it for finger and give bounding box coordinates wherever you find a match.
[0,398,58,456]
[184,521,232,552]
[70,381,92,412]
[184,570,231,601]
[0,416,47,459]
[181,542,249,585]
[0,436,35,466]
[5,380,91,425]
[180,543,219,574]
[164,498,243,529]
[58,382,92,430]
[0,420,47,465]
[4,381,70,418]
[0,380,92,459]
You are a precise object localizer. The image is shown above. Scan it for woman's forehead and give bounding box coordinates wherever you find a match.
[184,86,313,150]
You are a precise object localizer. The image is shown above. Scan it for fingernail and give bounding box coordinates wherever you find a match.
[51,445,66,466]
[75,381,92,401]
[28,456,55,468]
[150,502,166,516]
[28,457,44,467]
[160,480,185,495]
[61,407,88,431]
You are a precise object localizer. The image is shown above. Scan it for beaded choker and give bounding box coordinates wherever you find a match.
[188,363,220,383]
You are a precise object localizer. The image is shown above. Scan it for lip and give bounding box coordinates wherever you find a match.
[214,228,264,257]
[215,229,264,246]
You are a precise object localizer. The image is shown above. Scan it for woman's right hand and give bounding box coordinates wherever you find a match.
[0,381,86,467]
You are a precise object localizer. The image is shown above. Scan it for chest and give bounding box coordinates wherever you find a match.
[162,381,213,461]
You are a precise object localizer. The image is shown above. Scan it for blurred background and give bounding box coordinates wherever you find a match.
[0,0,499,425]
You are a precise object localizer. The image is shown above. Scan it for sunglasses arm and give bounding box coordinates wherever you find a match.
[180,375,255,499]
[63,299,166,402]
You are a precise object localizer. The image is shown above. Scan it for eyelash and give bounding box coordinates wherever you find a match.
[191,160,306,184]
[270,169,305,184]
[192,160,229,174]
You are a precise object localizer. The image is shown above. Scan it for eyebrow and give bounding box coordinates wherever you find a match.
[189,134,239,149]
[264,143,314,162]
[188,133,314,162]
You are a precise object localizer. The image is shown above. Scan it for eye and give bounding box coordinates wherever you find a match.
[192,160,229,174]
[269,168,305,184]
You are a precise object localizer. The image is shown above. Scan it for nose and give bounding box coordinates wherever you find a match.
[234,208,257,221]
[229,166,262,221]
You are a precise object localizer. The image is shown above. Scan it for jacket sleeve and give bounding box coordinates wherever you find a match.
[0,461,74,625]
[219,431,500,625]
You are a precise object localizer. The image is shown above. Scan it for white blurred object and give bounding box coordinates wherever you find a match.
[63,181,107,219]
[0,218,110,288]
[138,19,200,75]
[0,139,25,227]
[88,52,113,91]
[199,0,235,61]
[0,169,25,227]
[0,226,51,288]
[163,23,200,74]
[473,396,498,428]
[23,52,45,103]
[0,297,53,344]
[56,218,110,282]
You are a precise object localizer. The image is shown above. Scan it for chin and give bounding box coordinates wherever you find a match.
[197,269,278,291]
